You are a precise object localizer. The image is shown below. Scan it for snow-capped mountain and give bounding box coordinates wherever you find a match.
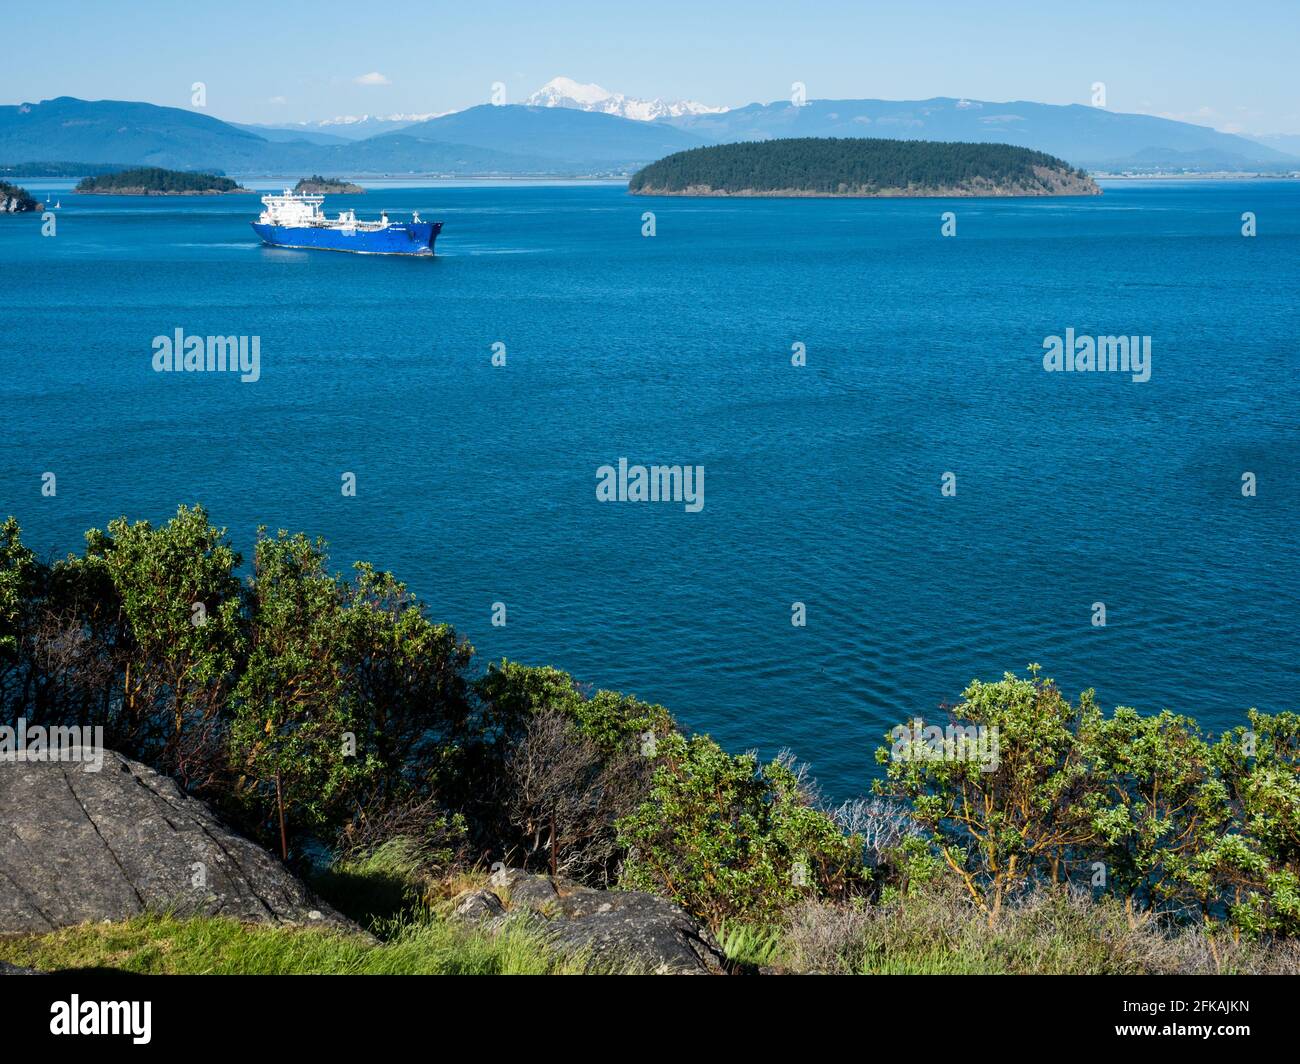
[525,76,727,121]
[246,113,451,140]
[316,112,449,128]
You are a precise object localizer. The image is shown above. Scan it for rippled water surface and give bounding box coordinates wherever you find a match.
[1,178,1296,798]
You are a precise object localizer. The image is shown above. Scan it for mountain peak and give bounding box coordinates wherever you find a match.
[533,77,614,107]
[525,76,728,122]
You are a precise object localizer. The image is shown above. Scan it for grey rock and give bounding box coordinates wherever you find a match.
[0,960,42,974]
[502,870,560,912]
[0,194,41,213]
[452,869,728,975]
[451,888,507,924]
[0,751,352,932]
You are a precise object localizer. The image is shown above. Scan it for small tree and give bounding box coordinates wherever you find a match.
[231,530,364,858]
[876,670,1099,924]
[81,505,244,786]
[0,517,35,659]
[338,560,474,802]
[472,661,675,873]
[504,708,650,884]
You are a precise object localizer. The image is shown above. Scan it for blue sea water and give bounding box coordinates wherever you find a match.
[1,178,1296,800]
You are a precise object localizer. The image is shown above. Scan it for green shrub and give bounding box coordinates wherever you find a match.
[876,667,1300,939]
[472,660,674,755]
[1210,710,1300,936]
[618,733,867,925]
[1082,707,1229,921]
[876,670,1095,922]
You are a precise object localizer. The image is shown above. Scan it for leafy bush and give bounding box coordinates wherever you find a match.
[876,667,1300,939]
[228,528,476,857]
[1082,707,1228,921]
[473,660,674,882]
[0,517,36,661]
[1210,710,1300,936]
[617,733,868,924]
[877,670,1096,922]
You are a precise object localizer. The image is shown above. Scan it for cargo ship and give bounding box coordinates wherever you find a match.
[251,190,441,255]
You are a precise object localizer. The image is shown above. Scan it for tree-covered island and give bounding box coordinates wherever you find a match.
[294,175,366,194]
[630,137,1101,197]
[75,167,249,195]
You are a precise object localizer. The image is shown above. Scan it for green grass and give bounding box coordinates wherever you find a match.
[0,910,620,975]
[860,950,997,975]
[0,837,640,975]
[718,922,783,968]
[308,837,440,931]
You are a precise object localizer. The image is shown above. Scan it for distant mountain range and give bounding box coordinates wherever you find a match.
[2,84,1297,178]
[661,98,1299,171]
[235,113,451,143]
[0,97,703,175]
[0,98,273,171]
[1245,132,1300,158]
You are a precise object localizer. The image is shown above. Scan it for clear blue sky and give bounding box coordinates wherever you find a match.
[5,0,1298,133]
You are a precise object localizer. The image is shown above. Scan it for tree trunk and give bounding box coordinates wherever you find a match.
[275,773,289,861]
[549,807,558,878]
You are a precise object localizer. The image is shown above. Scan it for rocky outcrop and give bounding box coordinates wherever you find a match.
[0,181,41,212]
[0,751,351,932]
[451,868,728,974]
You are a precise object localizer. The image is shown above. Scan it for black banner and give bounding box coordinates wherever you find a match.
[2,972,1289,1050]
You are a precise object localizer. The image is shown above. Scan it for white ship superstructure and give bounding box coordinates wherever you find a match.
[252,190,439,255]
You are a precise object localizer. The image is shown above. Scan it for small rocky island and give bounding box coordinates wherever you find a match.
[630,137,1101,198]
[295,175,365,194]
[0,180,41,212]
[76,167,249,195]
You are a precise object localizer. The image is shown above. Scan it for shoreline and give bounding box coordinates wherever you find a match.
[1094,172,1300,180]
[631,185,1101,199]
[75,187,252,196]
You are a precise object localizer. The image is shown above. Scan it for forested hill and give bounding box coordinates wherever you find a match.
[629,137,1101,197]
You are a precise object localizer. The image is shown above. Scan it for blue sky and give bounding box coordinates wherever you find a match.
[5,0,1298,133]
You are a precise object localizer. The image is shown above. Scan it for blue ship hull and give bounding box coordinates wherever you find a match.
[252,220,441,256]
